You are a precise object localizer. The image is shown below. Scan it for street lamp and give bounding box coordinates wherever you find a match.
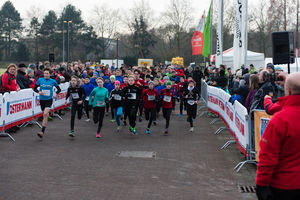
[116,38,119,69]
[63,20,72,62]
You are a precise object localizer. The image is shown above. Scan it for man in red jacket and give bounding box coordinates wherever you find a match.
[256,72,300,200]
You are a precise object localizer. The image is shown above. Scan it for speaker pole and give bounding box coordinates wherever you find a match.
[288,63,290,74]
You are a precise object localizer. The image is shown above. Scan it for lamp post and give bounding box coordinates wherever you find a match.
[116,38,119,69]
[63,20,72,62]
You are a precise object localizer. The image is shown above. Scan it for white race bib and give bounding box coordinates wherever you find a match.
[114,94,122,101]
[71,93,79,99]
[128,93,136,100]
[163,95,171,102]
[43,89,51,96]
[97,101,105,106]
[187,100,195,105]
[148,95,155,101]
[85,96,89,101]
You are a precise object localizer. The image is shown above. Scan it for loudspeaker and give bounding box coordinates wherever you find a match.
[49,53,55,62]
[272,32,295,64]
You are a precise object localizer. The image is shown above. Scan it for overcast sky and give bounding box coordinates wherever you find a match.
[8,0,260,27]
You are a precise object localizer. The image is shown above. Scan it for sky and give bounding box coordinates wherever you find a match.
[7,0,260,28]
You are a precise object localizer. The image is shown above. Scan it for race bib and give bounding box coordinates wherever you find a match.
[114,94,122,101]
[71,93,79,99]
[187,100,195,105]
[97,101,105,106]
[128,93,136,100]
[42,89,51,96]
[85,96,89,101]
[148,95,155,101]
[163,95,171,103]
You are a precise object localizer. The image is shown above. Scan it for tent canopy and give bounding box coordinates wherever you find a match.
[210,48,265,70]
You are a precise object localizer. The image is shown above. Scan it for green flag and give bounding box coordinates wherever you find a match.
[202,3,212,58]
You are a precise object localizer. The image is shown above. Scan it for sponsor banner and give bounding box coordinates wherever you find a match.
[224,93,234,132]
[234,101,249,152]
[33,91,43,119]
[218,89,228,121]
[3,89,33,129]
[254,111,272,162]
[53,83,70,111]
[207,86,220,113]
[0,94,4,131]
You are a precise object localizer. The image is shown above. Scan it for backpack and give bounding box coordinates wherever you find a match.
[0,72,15,93]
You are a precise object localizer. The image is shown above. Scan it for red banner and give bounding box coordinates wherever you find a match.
[192,15,205,55]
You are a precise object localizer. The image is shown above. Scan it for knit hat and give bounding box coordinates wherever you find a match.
[266,63,275,71]
[18,63,26,69]
[115,80,120,85]
[27,68,34,75]
[110,75,116,80]
[165,80,172,86]
[28,63,35,69]
[148,81,154,86]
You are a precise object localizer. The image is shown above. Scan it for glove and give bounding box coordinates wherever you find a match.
[256,185,273,200]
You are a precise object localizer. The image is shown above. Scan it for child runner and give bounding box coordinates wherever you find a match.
[110,80,123,131]
[65,76,86,137]
[34,68,61,138]
[121,76,142,135]
[120,75,129,126]
[82,77,94,122]
[142,81,158,134]
[178,75,188,117]
[183,80,200,132]
[134,69,146,122]
[159,81,174,135]
[89,78,109,138]
[153,78,162,123]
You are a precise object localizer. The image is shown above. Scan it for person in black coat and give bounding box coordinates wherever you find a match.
[192,66,203,91]
[17,63,32,89]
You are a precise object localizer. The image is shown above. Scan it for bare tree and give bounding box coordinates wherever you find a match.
[92,4,120,58]
[162,0,194,55]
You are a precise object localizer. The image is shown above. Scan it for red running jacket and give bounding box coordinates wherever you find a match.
[256,95,300,190]
[159,89,174,109]
[142,89,158,109]
[2,72,17,92]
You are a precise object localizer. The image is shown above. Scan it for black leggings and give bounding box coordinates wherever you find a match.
[126,105,138,128]
[144,108,156,129]
[187,104,197,127]
[179,98,186,114]
[84,100,91,119]
[71,102,83,131]
[162,108,172,129]
[139,100,143,117]
[93,107,105,133]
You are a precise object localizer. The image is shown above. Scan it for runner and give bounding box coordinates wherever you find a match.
[159,81,174,135]
[34,68,61,138]
[89,78,109,138]
[82,77,94,121]
[110,80,123,131]
[178,75,188,117]
[134,69,146,122]
[120,75,129,126]
[65,76,86,137]
[142,81,158,134]
[121,76,142,135]
[183,80,200,132]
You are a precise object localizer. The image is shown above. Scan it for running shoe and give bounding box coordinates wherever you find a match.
[189,127,194,132]
[117,126,120,132]
[129,126,133,133]
[123,121,127,126]
[164,129,168,136]
[153,121,157,126]
[69,131,75,137]
[146,128,151,135]
[96,132,102,138]
[85,119,90,122]
[37,131,44,138]
[179,113,183,117]
[110,119,116,123]
[139,116,142,122]
[132,128,137,135]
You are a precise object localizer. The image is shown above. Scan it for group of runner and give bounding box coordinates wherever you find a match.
[34,65,201,139]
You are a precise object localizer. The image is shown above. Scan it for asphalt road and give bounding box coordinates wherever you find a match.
[0,105,257,200]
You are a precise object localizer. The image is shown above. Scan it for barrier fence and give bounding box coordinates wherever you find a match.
[200,80,272,172]
[0,82,70,141]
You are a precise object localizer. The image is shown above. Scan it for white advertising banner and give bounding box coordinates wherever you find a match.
[3,89,33,129]
[218,89,228,121]
[234,101,249,152]
[33,91,43,119]
[53,83,69,111]
[0,94,4,131]
[224,93,235,132]
[216,0,223,67]
[207,86,220,113]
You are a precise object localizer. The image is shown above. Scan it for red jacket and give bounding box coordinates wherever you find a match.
[1,72,18,92]
[256,95,300,190]
[120,83,128,89]
[26,75,36,89]
[135,78,146,89]
[264,96,282,115]
[159,89,174,109]
[143,89,158,109]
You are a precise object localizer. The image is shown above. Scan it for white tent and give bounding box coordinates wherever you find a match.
[210,48,265,70]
